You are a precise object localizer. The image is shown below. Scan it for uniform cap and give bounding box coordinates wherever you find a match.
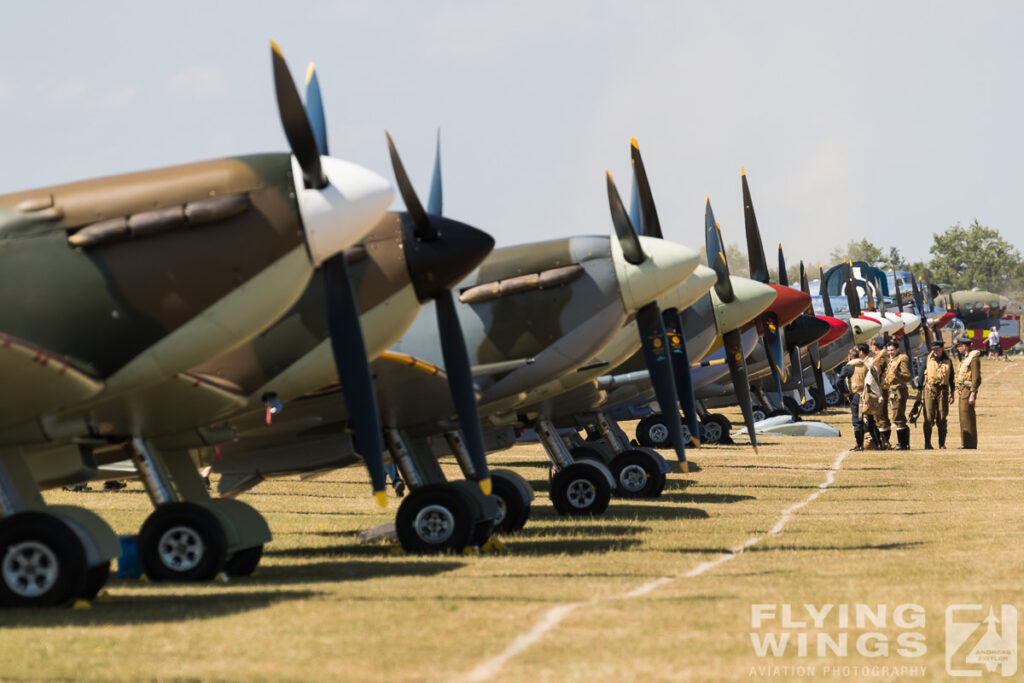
[955,335,972,345]
[930,340,945,349]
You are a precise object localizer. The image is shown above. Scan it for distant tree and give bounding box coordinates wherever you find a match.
[928,221,1024,294]
[724,242,750,278]
[829,238,885,266]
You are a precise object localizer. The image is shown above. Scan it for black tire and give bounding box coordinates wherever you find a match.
[549,462,611,516]
[395,484,474,554]
[0,512,87,608]
[138,502,228,582]
[768,408,791,418]
[80,562,110,601]
[223,545,264,577]
[825,390,842,407]
[636,414,673,448]
[751,406,768,423]
[700,414,731,444]
[490,472,531,534]
[610,450,666,498]
[799,388,823,414]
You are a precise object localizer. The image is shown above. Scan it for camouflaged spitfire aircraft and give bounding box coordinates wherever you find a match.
[0,43,405,607]
[209,157,704,549]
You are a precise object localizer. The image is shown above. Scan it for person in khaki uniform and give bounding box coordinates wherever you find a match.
[954,335,983,449]
[859,343,886,450]
[883,339,913,449]
[869,336,890,449]
[916,340,954,449]
[839,347,867,450]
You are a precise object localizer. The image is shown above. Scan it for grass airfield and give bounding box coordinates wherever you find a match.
[2,359,1021,682]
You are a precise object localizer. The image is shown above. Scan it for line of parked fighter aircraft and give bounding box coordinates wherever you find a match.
[0,44,957,607]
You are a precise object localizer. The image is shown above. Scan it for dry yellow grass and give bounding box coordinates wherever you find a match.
[1,359,1021,682]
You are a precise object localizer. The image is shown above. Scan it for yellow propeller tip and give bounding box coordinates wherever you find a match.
[479,478,492,496]
[270,40,283,57]
[741,166,746,175]
[374,490,388,508]
[630,137,639,149]
[305,62,316,84]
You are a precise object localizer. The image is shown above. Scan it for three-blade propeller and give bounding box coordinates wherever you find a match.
[607,164,689,470]
[630,141,701,447]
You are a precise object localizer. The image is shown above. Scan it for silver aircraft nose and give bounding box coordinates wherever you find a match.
[291,155,394,267]
[712,276,777,332]
[613,235,701,313]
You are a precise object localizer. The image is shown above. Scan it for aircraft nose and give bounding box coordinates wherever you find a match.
[764,284,811,326]
[660,264,717,312]
[714,277,777,331]
[852,318,882,344]
[402,215,495,302]
[817,316,849,347]
[784,313,833,347]
[900,312,921,333]
[614,236,700,313]
[294,155,394,267]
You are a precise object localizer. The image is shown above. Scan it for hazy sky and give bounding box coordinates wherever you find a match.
[1,1,1021,266]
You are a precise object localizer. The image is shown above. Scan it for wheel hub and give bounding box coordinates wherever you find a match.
[413,504,456,544]
[618,464,649,492]
[2,541,59,598]
[566,479,597,508]
[703,422,723,443]
[493,496,507,526]
[648,422,669,444]
[157,525,205,572]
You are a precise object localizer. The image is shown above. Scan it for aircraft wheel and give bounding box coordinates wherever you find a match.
[700,414,731,444]
[138,502,228,582]
[550,462,611,516]
[224,545,264,577]
[636,414,671,448]
[395,484,474,554]
[825,390,842,407]
[751,406,768,423]
[490,471,531,534]
[80,562,111,601]
[610,449,666,498]
[0,512,87,607]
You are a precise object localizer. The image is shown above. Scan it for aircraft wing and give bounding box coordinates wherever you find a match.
[0,332,103,429]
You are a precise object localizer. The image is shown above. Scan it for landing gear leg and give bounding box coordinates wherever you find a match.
[534,416,614,515]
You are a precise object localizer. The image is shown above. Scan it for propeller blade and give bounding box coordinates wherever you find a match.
[723,328,757,450]
[636,303,688,467]
[705,197,734,302]
[807,336,826,411]
[763,335,785,404]
[386,131,436,241]
[845,261,862,317]
[270,42,327,189]
[427,129,443,215]
[606,171,645,265]
[788,344,807,405]
[322,254,387,506]
[435,291,491,494]
[663,308,701,448]
[777,244,789,286]
[818,263,835,317]
[630,139,663,239]
[303,63,329,156]
[741,169,770,284]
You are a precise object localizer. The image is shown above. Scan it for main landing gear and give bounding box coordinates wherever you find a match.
[385,429,509,553]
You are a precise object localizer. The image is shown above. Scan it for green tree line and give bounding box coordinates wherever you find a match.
[829,221,1024,299]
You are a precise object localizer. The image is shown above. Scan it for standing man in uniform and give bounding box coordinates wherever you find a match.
[916,340,954,449]
[884,339,913,450]
[954,335,983,449]
[869,336,891,449]
[839,347,866,450]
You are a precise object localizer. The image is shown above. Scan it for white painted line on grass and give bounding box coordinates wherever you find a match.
[454,449,851,683]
